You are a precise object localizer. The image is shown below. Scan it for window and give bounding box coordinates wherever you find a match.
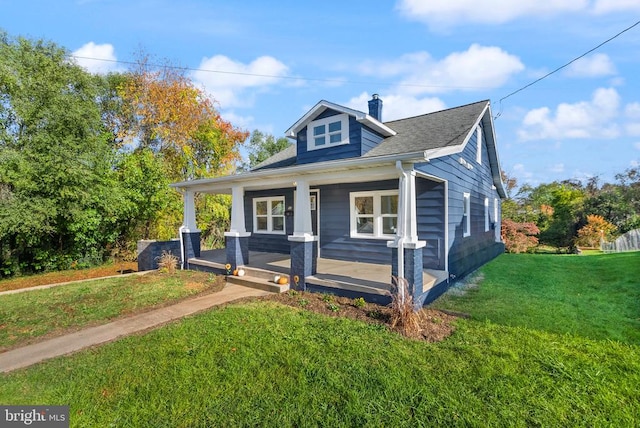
[494,198,499,226]
[476,126,482,164]
[484,197,490,232]
[463,192,471,237]
[253,196,285,234]
[350,190,398,239]
[307,114,348,150]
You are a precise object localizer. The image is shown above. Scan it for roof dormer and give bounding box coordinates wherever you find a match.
[285,98,396,165]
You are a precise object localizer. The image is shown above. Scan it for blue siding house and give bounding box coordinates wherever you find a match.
[171,95,505,305]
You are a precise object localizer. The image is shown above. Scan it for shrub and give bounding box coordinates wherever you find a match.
[389,276,422,337]
[501,219,540,253]
[576,214,617,248]
[157,250,178,274]
[353,297,366,308]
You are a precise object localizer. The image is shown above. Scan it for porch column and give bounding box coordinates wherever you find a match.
[181,190,201,269]
[387,165,426,307]
[288,179,317,290]
[225,185,251,270]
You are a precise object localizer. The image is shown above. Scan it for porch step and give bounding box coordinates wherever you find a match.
[226,274,289,293]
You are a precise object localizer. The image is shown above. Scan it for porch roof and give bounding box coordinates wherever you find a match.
[170,151,425,194]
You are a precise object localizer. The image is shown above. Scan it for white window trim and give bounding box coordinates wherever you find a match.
[253,196,286,235]
[463,192,471,238]
[484,197,490,232]
[494,198,499,226]
[476,126,482,164]
[349,190,398,240]
[306,114,349,151]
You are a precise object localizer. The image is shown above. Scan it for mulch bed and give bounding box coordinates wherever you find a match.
[257,290,458,343]
[0,261,139,292]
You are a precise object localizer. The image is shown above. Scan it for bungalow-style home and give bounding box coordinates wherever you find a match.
[170,95,505,305]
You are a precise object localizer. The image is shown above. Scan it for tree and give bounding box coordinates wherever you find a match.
[501,219,540,253]
[540,185,586,248]
[576,215,617,248]
[0,33,120,275]
[115,54,248,180]
[241,130,292,171]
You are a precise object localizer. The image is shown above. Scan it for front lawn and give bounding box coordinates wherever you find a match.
[0,302,638,427]
[0,271,224,351]
[1,252,638,426]
[433,251,640,344]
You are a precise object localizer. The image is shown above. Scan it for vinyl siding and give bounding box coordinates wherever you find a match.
[296,110,362,165]
[245,188,294,254]
[318,179,398,264]
[415,123,503,278]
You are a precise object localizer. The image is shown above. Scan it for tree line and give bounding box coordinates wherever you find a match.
[0,32,289,277]
[501,169,640,253]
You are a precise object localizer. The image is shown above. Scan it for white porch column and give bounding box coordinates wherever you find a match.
[292,179,313,239]
[226,185,250,237]
[183,190,199,232]
[404,170,420,245]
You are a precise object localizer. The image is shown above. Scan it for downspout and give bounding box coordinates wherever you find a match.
[178,225,185,270]
[395,161,408,304]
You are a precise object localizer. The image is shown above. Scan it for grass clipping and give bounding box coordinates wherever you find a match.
[389,276,423,338]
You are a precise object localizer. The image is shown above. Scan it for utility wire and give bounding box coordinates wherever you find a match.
[495,19,640,119]
[70,55,494,91]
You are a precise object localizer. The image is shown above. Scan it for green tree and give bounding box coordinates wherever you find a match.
[0,33,120,275]
[242,130,292,171]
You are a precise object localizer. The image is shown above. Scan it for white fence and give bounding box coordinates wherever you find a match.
[601,229,640,253]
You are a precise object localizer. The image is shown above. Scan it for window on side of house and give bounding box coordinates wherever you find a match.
[350,190,398,239]
[307,114,348,151]
[494,198,499,225]
[253,196,285,234]
[463,192,471,237]
[476,126,482,164]
[484,197,490,232]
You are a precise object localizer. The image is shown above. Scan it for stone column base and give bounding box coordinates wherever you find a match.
[391,246,424,305]
[181,231,201,269]
[225,235,250,272]
[289,240,317,291]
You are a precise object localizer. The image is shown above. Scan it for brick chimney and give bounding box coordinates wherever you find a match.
[368,93,383,122]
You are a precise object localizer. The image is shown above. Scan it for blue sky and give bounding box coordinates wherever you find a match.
[2,0,640,187]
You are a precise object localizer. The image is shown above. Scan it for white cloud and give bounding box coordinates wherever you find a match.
[518,87,622,140]
[192,55,289,109]
[72,42,120,74]
[565,53,616,77]
[360,45,524,95]
[550,163,565,173]
[344,92,446,122]
[592,0,640,14]
[396,0,587,26]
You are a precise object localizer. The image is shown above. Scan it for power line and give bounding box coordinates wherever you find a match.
[69,54,497,91]
[495,19,640,119]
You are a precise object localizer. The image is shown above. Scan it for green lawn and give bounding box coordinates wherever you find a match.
[0,253,638,427]
[433,251,640,344]
[0,271,223,351]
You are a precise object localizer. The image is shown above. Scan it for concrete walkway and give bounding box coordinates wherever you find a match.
[0,284,270,373]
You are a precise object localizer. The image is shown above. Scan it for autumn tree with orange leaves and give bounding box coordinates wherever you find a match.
[115,55,248,181]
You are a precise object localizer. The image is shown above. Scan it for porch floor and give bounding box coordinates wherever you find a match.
[192,250,448,296]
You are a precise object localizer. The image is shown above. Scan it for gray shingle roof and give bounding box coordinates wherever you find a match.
[252,100,489,170]
[365,100,488,157]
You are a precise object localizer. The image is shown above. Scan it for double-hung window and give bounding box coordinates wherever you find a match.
[307,114,348,150]
[484,197,490,232]
[254,196,285,234]
[350,190,398,239]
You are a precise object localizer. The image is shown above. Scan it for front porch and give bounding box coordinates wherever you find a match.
[189,250,448,304]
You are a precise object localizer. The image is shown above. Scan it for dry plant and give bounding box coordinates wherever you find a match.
[157,250,179,274]
[389,276,422,337]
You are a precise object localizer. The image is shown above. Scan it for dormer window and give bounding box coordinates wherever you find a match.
[307,114,348,151]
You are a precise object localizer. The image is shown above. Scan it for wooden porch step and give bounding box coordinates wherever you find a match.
[226,274,289,294]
